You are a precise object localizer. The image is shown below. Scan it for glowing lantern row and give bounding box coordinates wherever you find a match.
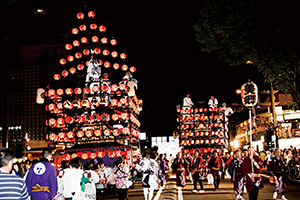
[77,11,95,19]
[180,139,225,146]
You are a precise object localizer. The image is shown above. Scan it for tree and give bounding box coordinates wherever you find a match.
[193,0,300,109]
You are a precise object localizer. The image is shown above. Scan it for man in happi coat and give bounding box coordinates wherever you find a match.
[208,150,223,190]
[26,149,58,200]
[242,147,263,200]
[172,152,188,189]
[136,153,159,200]
[233,150,245,200]
[270,149,288,200]
[191,150,205,193]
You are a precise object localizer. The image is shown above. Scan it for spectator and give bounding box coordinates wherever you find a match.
[0,148,28,200]
[26,149,58,200]
[82,161,100,200]
[114,157,130,200]
[60,157,84,200]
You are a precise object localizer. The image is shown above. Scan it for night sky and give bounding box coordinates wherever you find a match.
[4,1,269,137]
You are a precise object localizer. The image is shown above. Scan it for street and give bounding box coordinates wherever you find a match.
[98,175,300,200]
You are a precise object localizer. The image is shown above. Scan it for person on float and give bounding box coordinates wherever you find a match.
[230,149,245,200]
[26,149,58,200]
[270,149,288,200]
[208,150,223,190]
[171,152,188,189]
[191,150,205,194]
[208,96,218,108]
[242,147,264,200]
[183,94,194,109]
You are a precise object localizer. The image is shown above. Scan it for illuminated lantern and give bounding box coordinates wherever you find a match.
[81,153,88,160]
[113,129,120,136]
[111,84,118,92]
[65,116,74,124]
[65,88,73,95]
[58,132,65,139]
[111,51,118,58]
[73,40,80,47]
[104,61,110,68]
[65,44,72,50]
[56,89,64,96]
[74,87,82,95]
[67,55,74,62]
[62,70,69,77]
[120,53,127,60]
[119,84,127,91]
[92,36,98,43]
[85,61,90,66]
[88,11,95,18]
[102,85,109,92]
[77,64,84,70]
[102,49,109,56]
[77,12,84,19]
[120,98,127,105]
[110,39,117,45]
[49,118,56,126]
[85,130,93,137]
[57,103,63,110]
[94,48,101,54]
[121,64,128,71]
[75,52,82,59]
[101,37,108,44]
[111,99,118,107]
[48,103,56,111]
[59,58,66,65]
[90,24,97,30]
[63,100,73,109]
[97,151,105,158]
[83,49,90,56]
[92,85,100,93]
[90,152,97,159]
[108,151,115,159]
[200,140,204,144]
[121,113,129,121]
[69,67,76,74]
[79,24,86,31]
[76,131,84,138]
[49,133,56,141]
[71,153,77,159]
[104,129,111,136]
[99,25,106,32]
[130,66,136,73]
[94,130,102,137]
[81,37,88,43]
[72,28,79,34]
[83,87,91,94]
[112,114,119,121]
[116,150,122,157]
[48,89,55,97]
[54,74,61,80]
[122,127,129,135]
[113,63,120,70]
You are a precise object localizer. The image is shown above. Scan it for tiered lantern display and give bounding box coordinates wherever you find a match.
[46,10,142,161]
[177,106,228,154]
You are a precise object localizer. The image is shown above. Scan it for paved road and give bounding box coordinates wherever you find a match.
[97,175,300,200]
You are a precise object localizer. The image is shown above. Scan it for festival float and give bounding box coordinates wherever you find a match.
[176,106,229,155]
[44,10,142,168]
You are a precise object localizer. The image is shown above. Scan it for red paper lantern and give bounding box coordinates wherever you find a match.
[59,58,66,65]
[72,28,79,35]
[75,52,82,59]
[54,74,61,80]
[79,24,86,31]
[121,64,128,71]
[120,53,127,60]
[111,99,118,107]
[76,130,84,138]
[92,36,98,43]
[90,24,97,30]
[69,67,76,74]
[102,49,109,56]
[97,151,105,158]
[111,51,118,58]
[67,55,74,62]
[49,133,57,141]
[113,129,120,136]
[81,153,88,160]
[88,11,95,18]
[81,37,88,43]
[111,114,119,121]
[111,84,118,92]
[65,44,72,50]
[113,63,119,70]
[92,85,100,93]
[121,113,129,121]
[108,151,115,158]
[119,84,127,91]
[99,25,106,32]
[58,132,65,139]
[56,89,64,95]
[73,40,80,47]
[90,152,97,159]
[122,127,129,135]
[62,70,69,77]
[104,129,111,136]
[83,87,91,94]
[77,64,84,70]
[94,48,101,54]
[67,132,75,139]
[94,130,102,137]
[110,39,117,45]
[48,103,56,111]
[102,85,109,92]
[83,49,90,55]
[73,87,82,95]
[104,61,111,68]
[101,37,108,44]
[77,12,84,19]
[85,130,93,137]
[65,88,73,95]
[130,66,136,73]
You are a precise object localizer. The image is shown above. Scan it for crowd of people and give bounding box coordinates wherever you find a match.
[1,146,299,200]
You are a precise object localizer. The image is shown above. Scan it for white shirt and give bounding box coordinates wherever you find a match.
[183,97,193,107]
[61,168,83,198]
[208,98,218,108]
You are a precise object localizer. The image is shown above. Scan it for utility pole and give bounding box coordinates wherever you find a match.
[270,83,278,149]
